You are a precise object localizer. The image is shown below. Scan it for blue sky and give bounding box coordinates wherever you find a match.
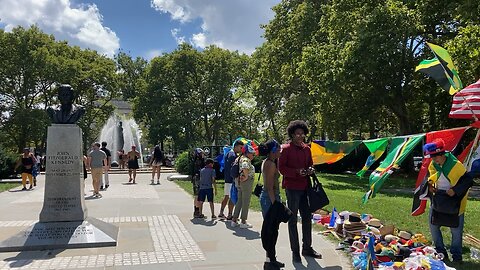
[0,0,279,59]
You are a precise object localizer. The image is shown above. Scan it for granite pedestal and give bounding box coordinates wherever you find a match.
[0,125,118,252]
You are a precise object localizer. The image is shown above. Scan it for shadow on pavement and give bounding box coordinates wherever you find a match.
[190,218,218,227]
[292,257,343,269]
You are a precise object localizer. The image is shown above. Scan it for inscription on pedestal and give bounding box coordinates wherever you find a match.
[22,225,94,241]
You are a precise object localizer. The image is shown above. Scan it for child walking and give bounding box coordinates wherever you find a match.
[196,158,217,219]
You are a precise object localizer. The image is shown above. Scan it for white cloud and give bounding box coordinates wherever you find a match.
[0,0,120,57]
[171,28,186,44]
[151,0,279,54]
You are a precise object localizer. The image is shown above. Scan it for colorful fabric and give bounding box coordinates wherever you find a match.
[428,152,468,214]
[363,134,424,203]
[311,140,361,165]
[357,138,389,177]
[449,79,480,119]
[415,42,463,95]
[233,137,259,155]
[411,127,468,216]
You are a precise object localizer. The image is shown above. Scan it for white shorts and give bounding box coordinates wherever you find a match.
[224,183,232,196]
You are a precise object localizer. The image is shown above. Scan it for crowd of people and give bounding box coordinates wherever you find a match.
[190,120,323,269]
[188,121,473,269]
[13,119,473,269]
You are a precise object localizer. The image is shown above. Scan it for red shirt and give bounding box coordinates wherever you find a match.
[278,142,313,190]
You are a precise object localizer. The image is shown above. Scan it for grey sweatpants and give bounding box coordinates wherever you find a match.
[233,178,254,221]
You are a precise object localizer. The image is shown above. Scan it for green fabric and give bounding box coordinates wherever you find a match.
[356,138,389,177]
[362,134,425,203]
[324,140,362,154]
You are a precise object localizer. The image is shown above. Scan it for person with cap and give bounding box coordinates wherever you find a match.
[127,145,140,184]
[219,140,244,220]
[424,138,471,262]
[231,143,256,228]
[191,148,205,218]
[14,148,37,190]
[278,120,322,263]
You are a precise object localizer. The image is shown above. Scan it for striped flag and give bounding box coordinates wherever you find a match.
[450,79,480,119]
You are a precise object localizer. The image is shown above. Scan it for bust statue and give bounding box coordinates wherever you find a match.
[47,84,85,124]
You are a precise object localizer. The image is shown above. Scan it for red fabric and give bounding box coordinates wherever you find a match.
[278,142,313,190]
[411,126,469,216]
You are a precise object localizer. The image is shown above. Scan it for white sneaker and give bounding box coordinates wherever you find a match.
[239,223,252,229]
[231,221,239,227]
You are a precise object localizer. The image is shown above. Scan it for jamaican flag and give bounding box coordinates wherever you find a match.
[415,42,462,95]
[362,134,425,203]
[357,138,389,177]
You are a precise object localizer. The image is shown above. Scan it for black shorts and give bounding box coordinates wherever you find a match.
[197,188,214,202]
[128,160,139,169]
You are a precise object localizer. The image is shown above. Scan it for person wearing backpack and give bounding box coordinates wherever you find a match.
[219,140,244,220]
[231,144,256,228]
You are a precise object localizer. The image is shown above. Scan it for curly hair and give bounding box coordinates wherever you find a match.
[286,120,309,139]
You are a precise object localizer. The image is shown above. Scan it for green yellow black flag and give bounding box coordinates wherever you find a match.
[415,42,463,95]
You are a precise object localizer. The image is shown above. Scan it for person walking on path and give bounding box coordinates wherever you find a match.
[279,120,322,263]
[231,144,256,229]
[88,142,107,198]
[196,158,217,219]
[149,145,164,185]
[424,138,472,263]
[100,141,111,190]
[219,140,244,220]
[192,148,205,218]
[259,139,286,269]
[127,145,140,184]
[14,148,37,190]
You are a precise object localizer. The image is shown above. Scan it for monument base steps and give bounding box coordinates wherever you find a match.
[0,217,118,252]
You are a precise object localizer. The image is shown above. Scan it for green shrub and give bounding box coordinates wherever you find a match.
[0,148,18,179]
[175,151,192,175]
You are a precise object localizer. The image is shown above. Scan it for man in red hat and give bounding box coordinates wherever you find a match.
[424,138,470,263]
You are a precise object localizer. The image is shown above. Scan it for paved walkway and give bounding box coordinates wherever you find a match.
[0,172,351,270]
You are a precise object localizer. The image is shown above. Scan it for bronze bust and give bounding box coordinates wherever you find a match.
[47,84,85,124]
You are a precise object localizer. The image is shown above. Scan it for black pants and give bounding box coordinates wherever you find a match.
[261,220,280,261]
[286,189,312,253]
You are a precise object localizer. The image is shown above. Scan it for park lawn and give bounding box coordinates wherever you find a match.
[175,173,480,269]
[0,183,20,192]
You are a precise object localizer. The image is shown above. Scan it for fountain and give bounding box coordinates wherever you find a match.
[99,115,144,167]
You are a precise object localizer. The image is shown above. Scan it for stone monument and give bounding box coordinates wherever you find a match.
[0,84,118,252]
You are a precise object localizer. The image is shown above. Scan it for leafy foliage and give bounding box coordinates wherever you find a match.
[174,151,192,175]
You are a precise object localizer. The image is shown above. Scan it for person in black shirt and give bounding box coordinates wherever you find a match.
[191,148,205,218]
[100,141,112,190]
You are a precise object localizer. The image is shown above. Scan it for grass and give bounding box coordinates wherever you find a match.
[0,183,20,192]
[174,173,480,269]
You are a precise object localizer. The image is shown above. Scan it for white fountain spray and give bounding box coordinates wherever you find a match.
[99,115,144,167]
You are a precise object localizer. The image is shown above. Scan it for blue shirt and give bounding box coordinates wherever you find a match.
[199,167,216,189]
[223,151,237,183]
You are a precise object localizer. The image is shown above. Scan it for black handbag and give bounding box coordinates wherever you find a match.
[431,209,459,228]
[252,172,263,197]
[432,191,461,215]
[430,190,461,228]
[306,174,329,213]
